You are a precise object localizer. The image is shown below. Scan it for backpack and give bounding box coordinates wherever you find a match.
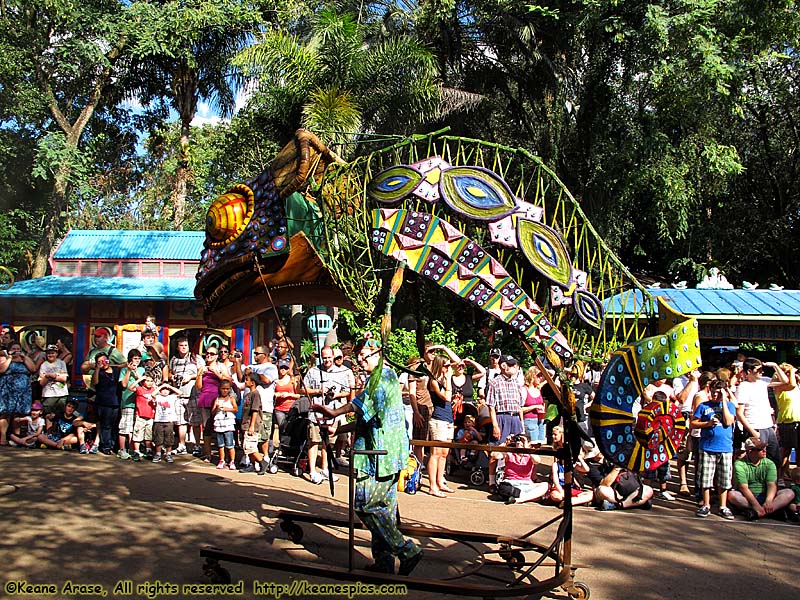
[397,453,422,494]
[611,470,643,505]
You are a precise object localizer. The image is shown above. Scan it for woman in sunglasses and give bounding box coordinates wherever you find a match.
[195,346,232,461]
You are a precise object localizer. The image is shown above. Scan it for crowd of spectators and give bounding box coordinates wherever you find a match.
[1,322,799,523]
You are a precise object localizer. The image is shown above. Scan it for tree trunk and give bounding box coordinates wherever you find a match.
[30,163,71,278]
[172,120,192,230]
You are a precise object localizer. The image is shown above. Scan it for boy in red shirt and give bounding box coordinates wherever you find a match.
[132,374,157,461]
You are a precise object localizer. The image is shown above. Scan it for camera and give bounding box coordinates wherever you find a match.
[172,375,184,388]
[508,433,527,447]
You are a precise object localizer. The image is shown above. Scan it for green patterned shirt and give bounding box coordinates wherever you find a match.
[352,364,409,478]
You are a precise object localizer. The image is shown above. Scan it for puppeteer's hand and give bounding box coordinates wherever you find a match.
[311,404,334,419]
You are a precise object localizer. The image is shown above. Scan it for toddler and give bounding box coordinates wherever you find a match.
[213,381,238,470]
[132,374,157,461]
[455,414,482,464]
[152,383,180,464]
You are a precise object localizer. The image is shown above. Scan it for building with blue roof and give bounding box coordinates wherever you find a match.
[608,288,800,343]
[0,229,268,385]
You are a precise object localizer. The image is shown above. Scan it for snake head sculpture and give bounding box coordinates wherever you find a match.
[195,130,354,327]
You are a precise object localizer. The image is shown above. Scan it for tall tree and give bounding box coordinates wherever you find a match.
[126,0,268,229]
[0,0,131,278]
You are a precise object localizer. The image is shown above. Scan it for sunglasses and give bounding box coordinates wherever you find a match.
[254,351,266,356]
[205,352,217,356]
[278,366,289,370]
[220,350,229,354]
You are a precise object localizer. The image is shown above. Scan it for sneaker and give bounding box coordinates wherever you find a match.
[89,444,99,454]
[656,490,675,501]
[192,447,202,457]
[173,446,187,456]
[152,454,162,463]
[216,462,226,470]
[165,453,174,464]
[309,471,325,485]
[117,449,131,460]
[8,440,18,447]
[132,452,142,462]
[79,446,89,455]
[597,500,618,511]
[239,465,256,474]
[320,468,340,482]
[719,506,735,520]
[745,508,759,521]
[227,463,237,471]
[696,505,711,518]
[100,448,112,455]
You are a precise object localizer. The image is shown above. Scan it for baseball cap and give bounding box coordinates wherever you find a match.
[276,359,291,370]
[46,344,58,353]
[489,348,502,358]
[333,348,344,359]
[31,402,44,411]
[499,355,518,366]
[744,437,766,450]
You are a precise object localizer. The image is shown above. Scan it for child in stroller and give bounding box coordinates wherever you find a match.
[267,395,310,476]
[451,403,495,486]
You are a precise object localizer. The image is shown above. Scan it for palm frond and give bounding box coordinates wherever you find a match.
[233,30,319,95]
[302,85,362,151]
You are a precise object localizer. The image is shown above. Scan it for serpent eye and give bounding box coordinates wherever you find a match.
[516,219,573,288]
[206,184,255,248]
[368,165,424,204]
[439,166,517,221]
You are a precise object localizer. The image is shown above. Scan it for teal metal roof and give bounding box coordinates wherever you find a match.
[609,289,800,321]
[53,230,205,260]
[0,276,197,301]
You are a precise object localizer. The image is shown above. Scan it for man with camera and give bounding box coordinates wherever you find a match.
[486,355,525,493]
[168,336,203,455]
[304,346,353,484]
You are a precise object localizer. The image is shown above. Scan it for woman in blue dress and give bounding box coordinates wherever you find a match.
[0,341,37,446]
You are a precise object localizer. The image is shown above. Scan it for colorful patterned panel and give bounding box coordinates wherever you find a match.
[516,219,573,288]
[439,166,518,221]
[372,208,573,360]
[632,319,701,387]
[591,310,701,468]
[631,397,686,471]
[488,201,543,248]
[409,156,451,202]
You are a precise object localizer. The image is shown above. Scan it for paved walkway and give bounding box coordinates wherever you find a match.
[1,449,797,599]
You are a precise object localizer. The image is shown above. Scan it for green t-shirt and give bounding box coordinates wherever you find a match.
[119,366,145,409]
[734,457,777,496]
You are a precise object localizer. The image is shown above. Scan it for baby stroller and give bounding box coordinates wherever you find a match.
[266,396,310,476]
[448,403,495,486]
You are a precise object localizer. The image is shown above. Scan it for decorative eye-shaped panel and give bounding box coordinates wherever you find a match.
[439,166,518,221]
[516,219,573,288]
[206,184,255,249]
[573,288,604,330]
[368,165,424,204]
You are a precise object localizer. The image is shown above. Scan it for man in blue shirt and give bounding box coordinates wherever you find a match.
[690,380,736,519]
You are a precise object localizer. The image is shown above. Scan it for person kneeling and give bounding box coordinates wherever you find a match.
[594,465,654,511]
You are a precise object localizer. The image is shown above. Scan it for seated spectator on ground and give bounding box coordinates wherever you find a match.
[543,426,593,507]
[496,433,549,504]
[37,399,91,450]
[9,402,46,447]
[788,467,800,521]
[594,465,654,511]
[727,436,794,520]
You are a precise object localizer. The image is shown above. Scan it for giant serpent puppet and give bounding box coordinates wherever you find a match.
[194,129,702,595]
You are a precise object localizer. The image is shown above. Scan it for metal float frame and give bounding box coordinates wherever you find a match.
[201,435,590,599]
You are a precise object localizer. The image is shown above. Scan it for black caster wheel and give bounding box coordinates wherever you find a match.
[202,559,231,584]
[287,524,303,543]
[269,463,279,474]
[291,467,302,477]
[568,582,590,600]
[499,550,524,567]
[470,470,486,486]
